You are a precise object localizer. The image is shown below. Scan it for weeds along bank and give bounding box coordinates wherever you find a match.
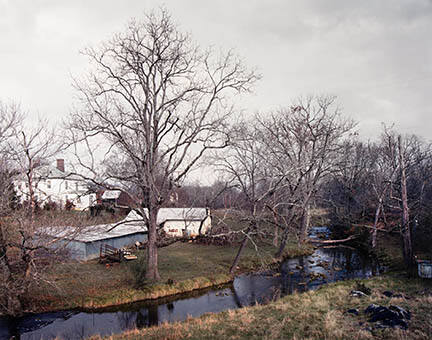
[89,274,432,340]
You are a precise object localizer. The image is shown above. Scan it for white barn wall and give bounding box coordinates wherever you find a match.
[162,215,212,237]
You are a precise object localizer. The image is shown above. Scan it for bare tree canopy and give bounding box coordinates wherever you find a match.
[214,96,356,269]
[68,9,260,280]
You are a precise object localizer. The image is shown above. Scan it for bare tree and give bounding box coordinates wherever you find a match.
[215,122,282,272]
[259,96,356,256]
[0,102,89,316]
[380,129,432,269]
[9,117,65,216]
[68,9,259,280]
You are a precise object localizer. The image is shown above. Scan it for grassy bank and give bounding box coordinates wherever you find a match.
[30,238,312,312]
[91,274,432,340]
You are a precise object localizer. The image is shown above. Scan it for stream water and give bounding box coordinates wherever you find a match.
[0,227,381,340]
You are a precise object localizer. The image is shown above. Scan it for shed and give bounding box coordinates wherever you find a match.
[43,207,210,261]
[125,208,212,237]
[42,217,148,261]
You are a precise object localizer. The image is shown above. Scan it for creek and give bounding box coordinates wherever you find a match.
[0,227,381,340]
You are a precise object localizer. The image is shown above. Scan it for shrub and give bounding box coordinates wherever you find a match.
[65,199,75,211]
[355,280,371,295]
[43,201,58,211]
[128,255,147,288]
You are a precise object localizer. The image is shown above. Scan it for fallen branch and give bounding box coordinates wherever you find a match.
[308,234,358,244]
[353,224,400,234]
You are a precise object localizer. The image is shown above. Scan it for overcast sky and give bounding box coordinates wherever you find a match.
[1,0,431,140]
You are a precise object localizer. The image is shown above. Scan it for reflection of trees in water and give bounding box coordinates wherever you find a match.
[117,311,138,330]
[134,304,159,329]
[279,246,379,294]
[230,287,243,308]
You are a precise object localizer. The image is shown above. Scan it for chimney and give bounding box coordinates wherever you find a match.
[56,159,65,172]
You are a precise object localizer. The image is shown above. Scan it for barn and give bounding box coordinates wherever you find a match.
[126,208,212,237]
[43,217,148,261]
[44,207,211,261]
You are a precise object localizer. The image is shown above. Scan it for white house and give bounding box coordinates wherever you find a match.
[14,159,96,210]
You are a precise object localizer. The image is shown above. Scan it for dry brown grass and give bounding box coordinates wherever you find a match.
[88,274,432,340]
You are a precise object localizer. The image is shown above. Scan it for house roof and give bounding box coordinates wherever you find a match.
[42,218,148,243]
[125,208,208,224]
[15,163,82,181]
[101,190,122,200]
[42,207,208,243]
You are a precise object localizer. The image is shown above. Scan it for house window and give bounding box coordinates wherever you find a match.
[65,181,68,190]
[47,180,51,189]
[75,182,79,191]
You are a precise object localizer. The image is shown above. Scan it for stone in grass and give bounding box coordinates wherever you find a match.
[382,291,405,299]
[375,319,408,330]
[389,305,411,320]
[350,290,368,298]
[364,304,410,330]
[346,308,359,315]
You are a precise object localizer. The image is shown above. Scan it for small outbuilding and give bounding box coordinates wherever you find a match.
[125,207,212,237]
[42,217,148,261]
[43,207,211,261]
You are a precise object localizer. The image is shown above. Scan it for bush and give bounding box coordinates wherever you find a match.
[128,255,147,288]
[355,280,371,295]
[43,201,58,211]
[65,199,75,211]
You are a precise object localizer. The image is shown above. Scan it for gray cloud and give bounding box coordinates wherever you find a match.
[0,0,431,139]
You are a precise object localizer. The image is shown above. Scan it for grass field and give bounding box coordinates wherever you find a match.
[30,236,312,312]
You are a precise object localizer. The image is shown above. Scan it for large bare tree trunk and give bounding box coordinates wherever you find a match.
[276,229,289,258]
[299,204,310,244]
[272,213,279,247]
[371,199,382,249]
[398,136,413,269]
[146,208,160,281]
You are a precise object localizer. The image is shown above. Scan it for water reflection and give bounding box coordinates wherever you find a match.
[1,228,380,340]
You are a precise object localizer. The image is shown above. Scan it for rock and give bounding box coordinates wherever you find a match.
[350,290,368,297]
[364,304,381,314]
[368,307,399,323]
[389,305,411,320]
[375,319,408,330]
[364,304,410,330]
[383,291,405,299]
[347,308,359,315]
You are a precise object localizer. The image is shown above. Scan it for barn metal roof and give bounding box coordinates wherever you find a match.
[43,208,208,243]
[42,219,148,243]
[101,190,122,200]
[126,208,208,224]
